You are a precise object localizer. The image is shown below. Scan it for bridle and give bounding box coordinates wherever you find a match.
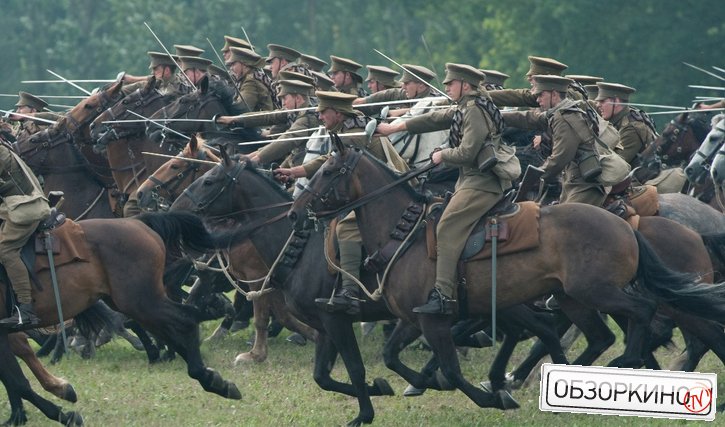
[145,151,209,211]
[96,89,170,144]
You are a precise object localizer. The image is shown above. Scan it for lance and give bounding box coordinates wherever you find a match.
[373,49,452,101]
[241,26,255,53]
[46,70,92,96]
[0,94,86,99]
[683,62,725,81]
[689,85,725,91]
[611,102,686,110]
[22,79,115,84]
[0,109,57,124]
[127,110,191,141]
[143,22,196,90]
[647,107,725,115]
[206,37,251,111]
[141,151,218,165]
[237,131,367,147]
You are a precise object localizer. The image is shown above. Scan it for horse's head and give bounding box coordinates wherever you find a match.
[147,76,237,143]
[706,116,725,186]
[288,138,364,230]
[685,114,723,184]
[63,77,126,145]
[90,76,175,146]
[137,135,219,212]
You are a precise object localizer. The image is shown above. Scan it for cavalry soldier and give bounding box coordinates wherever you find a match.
[300,53,328,73]
[479,69,509,90]
[376,64,510,315]
[328,56,366,97]
[502,75,608,206]
[353,64,438,117]
[364,65,401,94]
[596,82,657,166]
[179,56,212,87]
[7,92,53,141]
[216,80,320,167]
[273,91,408,314]
[488,56,580,107]
[226,47,275,112]
[221,35,253,62]
[123,51,188,96]
[0,139,50,328]
[266,44,301,80]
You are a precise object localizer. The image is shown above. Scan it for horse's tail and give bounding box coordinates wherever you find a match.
[701,233,725,281]
[73,300,120,338]
[136,211,217,254]
[633,230,725,322]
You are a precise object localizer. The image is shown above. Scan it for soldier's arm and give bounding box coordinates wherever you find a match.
[440,105,491,167]
[489,89,538,108]
[501,110,547,131]
[404,107,456,134]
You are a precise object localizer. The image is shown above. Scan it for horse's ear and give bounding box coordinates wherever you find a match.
[332,133,345,154]
[143,76,156,94]
[110,78,124,95]
[189,134,199,155]
[218,144,232,166]
[679,112,689,123]
[199,75,209,94]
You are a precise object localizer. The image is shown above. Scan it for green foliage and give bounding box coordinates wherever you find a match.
[1,0,723,112]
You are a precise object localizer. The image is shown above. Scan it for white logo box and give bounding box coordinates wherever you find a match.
[540,364,717,421]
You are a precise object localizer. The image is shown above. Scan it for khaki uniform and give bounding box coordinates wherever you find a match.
[12,120,46,141]
[0,142,45,304]
[609,107,656,166]
[406,90,508,296]
[336,83,364,97]
[235,72,274,112]
[489,86,584,108]
[503,98,606,205]
[238,105,321,167]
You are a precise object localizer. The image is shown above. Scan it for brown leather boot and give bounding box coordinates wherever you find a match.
[0,303,40,329]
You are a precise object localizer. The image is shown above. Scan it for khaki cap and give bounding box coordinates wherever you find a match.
[531,75,573,95]
[365,65,401,88]
[311,71,336,91]
[442,63,485,87]
[147,51,179,70]
[329,55,363,82]
[174,44,204,57]
[595,82,636,101]
[266,44,301,63]
[278,80,314,97]
[315,90,357,115]
[15,91,48,111]
[399,64,437,84]
[584,84,599,100]
[226,47,262,67]
[480,69,510,87]
[179,56,212,72]
[300,54,327,72]
[278,70,315,86]
[527,56,568,77]
[565,75,604,86]
[221,35,252,53]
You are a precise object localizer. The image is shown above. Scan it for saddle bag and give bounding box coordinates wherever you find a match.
[0,194,51,225]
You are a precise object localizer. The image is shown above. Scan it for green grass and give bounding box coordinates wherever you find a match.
[1,318,722,426]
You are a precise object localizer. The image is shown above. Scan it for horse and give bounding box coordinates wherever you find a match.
[705,115,725,209]
[0,212,240,425]
[288,143,725,414]
[682,113,724,211]
[387,99,449,167]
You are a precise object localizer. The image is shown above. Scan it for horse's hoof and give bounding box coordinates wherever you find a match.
[286,333,307,346]
[229,320,249,333]
[372,378,394,396]
[226,383,242,400]
[233,352,263,365]
[496,390,520,410]
[65,411,84,426]
[62,384,78,403]
[204,326,229,343]
[479,380,493,393]
[403,384,426,397]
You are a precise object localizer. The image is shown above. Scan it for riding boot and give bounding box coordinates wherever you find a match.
[0,256,40,329]
[316,240,362,315]
[0,303,40,329]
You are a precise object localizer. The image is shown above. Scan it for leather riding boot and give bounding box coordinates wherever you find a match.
[316,241,363,315]
[0,303,40,329]
[413,286,455,315]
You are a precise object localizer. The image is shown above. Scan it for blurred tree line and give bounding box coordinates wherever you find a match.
[1,0,722,115]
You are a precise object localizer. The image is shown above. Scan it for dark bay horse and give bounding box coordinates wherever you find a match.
[288,145,725,413]
[171,153,578,425]
[0,212,240,425]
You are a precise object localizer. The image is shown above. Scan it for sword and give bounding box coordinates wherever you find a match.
[127,110,191,141]
[22,79,115,84]
[611,102,686,110]
[44,228,69,354]
[144,22,196,90]
[420,34,440,83]
[46,70,92,96]
[647,107,725,115]
[688,85,725,91]
[373,49,452,101]
[0,109,57,124]
[713,66,725,75]
[490,217,498,350]
[206,37,250,111]
[237,131,367,146]
[683,62,725,81]
[141,151,218,165]
[241,27,255,53]
[267,126,324,137]
[103,118,215,124]
[0,94,86,99]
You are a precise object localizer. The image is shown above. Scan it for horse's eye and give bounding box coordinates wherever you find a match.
[170,164,180,170]
[203,179,213,186]
[122,99,128,105]
[322,169,332,176]
[84,104,93,110]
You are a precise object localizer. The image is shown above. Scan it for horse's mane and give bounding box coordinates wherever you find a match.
[356,149,427,201]
[233,154,293,201]
[207,80,245,115]
[686,113,712,142]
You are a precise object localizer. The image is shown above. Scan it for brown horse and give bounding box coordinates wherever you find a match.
[288,145,725,411]
[0,212,240,425]
[141,137,318,363]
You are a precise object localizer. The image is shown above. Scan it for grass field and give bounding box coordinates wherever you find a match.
[1,318,722,426]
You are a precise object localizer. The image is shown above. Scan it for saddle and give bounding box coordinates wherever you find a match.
[604,183,659,230]
[425,197,541,262]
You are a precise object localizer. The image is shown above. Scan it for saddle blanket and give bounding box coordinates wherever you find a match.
[34,220,92,272]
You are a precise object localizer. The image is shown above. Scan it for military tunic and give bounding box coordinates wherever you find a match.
[234,72,274,112]
[608,106,656,166]
[502,98,607,205]
[405,89,508,297]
